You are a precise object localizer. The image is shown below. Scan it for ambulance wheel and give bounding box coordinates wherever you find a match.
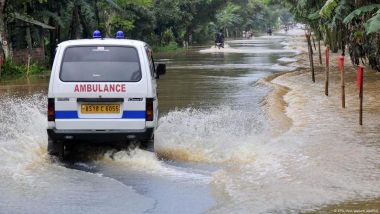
[140,139,154,152]
[48,136,64,160]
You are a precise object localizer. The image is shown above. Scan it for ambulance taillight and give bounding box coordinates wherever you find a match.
[146,98,154,121]
[48,98,55,121]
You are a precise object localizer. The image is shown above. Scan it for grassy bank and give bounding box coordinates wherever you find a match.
[1,60,49,78]
[152,42,180,53]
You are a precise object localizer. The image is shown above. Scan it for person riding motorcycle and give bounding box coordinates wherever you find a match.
[267,27,272,36]
[215,29,225,48]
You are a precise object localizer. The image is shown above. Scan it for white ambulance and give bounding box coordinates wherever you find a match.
[47,31,165,158]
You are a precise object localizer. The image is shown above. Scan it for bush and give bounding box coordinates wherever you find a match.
[162,29,175,45]
[2,59,25,75]
[28,63,47,75]
[1,59,48,76]
[152,41,179,52]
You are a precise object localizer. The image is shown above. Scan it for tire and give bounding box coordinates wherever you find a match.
[47,136,64,160]
[140,139,154,152]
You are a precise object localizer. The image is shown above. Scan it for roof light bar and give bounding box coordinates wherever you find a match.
[116,31,125,39]
[93,30,102,39]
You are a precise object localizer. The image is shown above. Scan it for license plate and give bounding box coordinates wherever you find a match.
[81,104,120,114]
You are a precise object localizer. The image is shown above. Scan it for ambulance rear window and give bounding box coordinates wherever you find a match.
[60,46,141,82]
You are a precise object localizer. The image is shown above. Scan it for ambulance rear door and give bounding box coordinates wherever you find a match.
[52,45,148,130]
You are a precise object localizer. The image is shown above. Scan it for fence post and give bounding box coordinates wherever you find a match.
[306,32,315,83]
[318,39,322,65]
[357,65,364,125]
[325,47,329,96]
[339,56,345,108]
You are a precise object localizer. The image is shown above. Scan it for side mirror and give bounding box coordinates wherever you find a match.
[156,63,166,79]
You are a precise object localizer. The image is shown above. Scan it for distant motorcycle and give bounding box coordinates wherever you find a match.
[215,41,224,49]
[267,28,272,36]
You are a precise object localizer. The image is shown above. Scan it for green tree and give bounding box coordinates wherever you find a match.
[215,3,243,38]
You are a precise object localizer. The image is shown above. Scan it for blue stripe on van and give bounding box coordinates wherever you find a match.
[56,111,78,119]
[122,111,146,119]
[55,111,146,119]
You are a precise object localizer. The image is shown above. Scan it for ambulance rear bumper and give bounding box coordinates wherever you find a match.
[47,128,154,143]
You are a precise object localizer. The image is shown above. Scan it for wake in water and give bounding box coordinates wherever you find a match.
[0,94,48,182]
[155,106,268,163]
[0,94,211,180]
[153,91,380,213]
[100,149,211,184]
[0,95,187,213]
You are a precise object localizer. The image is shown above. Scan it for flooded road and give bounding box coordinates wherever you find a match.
[0,33,379,213]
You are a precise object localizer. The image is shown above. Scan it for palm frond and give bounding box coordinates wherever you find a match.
[343,4,380,24]
[366,9,380,34]
[319,0,338,18]
[41,11,65,27]
[103,0,124,12]
[308,10,320,20]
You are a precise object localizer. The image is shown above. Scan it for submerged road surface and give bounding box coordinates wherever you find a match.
[1,31,378,213]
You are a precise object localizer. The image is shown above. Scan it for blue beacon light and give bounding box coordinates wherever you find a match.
[93,30,102,39]
[116,31,125,39]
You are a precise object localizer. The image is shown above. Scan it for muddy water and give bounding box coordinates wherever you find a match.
[1,32,378,214]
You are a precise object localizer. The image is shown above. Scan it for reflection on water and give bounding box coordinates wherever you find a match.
[156,43,297,115]
[0,75,49,97]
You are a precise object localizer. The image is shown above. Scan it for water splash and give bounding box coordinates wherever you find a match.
[0,94,48,183]
[155,106,267,163]
[205,69,380,213]
[101,149,212,183]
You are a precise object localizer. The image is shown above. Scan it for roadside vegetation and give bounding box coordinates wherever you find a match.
[0,0,289,78]
[1,1,379,78]
[273,0,380,71]
[2,59,48,76]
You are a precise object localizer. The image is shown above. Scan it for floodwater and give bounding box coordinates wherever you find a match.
[0,32,379,214]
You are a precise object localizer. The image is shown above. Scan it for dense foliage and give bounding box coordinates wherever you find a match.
[1,0,379,76]
[274,0,380,71]
[0,0,290,77]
